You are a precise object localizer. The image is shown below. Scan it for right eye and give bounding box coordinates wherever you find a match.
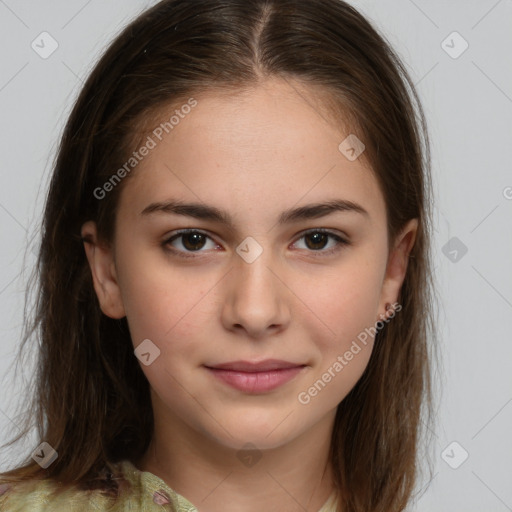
[162,229,220,258]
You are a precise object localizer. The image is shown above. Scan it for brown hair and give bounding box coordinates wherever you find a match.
[0,0,438,510]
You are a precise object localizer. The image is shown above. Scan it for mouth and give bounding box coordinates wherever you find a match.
[203,359,307,393]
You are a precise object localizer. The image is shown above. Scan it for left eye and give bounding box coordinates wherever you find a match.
[163,229,348,257]
[294,229,348,253]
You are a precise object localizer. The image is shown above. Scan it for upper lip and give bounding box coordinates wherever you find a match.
[205,359,305,372]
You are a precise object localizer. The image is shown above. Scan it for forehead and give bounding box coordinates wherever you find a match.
[117,78,385,228]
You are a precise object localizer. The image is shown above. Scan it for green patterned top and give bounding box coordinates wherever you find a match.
[0,460,339,511]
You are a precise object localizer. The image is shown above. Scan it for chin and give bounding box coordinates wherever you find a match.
[202,411,305,451]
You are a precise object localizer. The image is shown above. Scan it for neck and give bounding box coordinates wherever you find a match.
[136,406,338,512]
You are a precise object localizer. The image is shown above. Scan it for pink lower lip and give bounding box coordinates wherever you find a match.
[206,366,305,393]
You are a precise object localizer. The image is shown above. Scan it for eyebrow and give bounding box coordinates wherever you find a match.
[140,198,369,226]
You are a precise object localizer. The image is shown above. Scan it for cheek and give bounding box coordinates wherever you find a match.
[116,249,208,352]
[305,258,385,347]
[296,282,378,411]
[119,266,209,402]
[296,253,385,402]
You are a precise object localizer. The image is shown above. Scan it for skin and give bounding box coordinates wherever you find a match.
[82,77,417,512]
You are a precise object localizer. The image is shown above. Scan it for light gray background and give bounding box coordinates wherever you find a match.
[0,1,511,510]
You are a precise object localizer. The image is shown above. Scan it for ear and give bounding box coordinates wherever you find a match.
[81,220,126,319]
[377,218,418,320]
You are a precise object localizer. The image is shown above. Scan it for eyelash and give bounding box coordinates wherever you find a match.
[162,228,350,259]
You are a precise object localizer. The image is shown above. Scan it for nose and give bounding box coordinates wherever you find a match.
[221,246,291,339]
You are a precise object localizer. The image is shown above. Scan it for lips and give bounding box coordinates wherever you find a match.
[206,359,304,372]
[204,359,307,393]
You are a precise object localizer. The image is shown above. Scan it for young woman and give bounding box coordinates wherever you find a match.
[0,0,436,510]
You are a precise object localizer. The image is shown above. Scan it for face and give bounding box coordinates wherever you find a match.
[82,77,416,452]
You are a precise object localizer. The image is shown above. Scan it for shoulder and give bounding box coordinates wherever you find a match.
[0,459,198,511]
[0,477,122,512]
[0,459,134,512]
